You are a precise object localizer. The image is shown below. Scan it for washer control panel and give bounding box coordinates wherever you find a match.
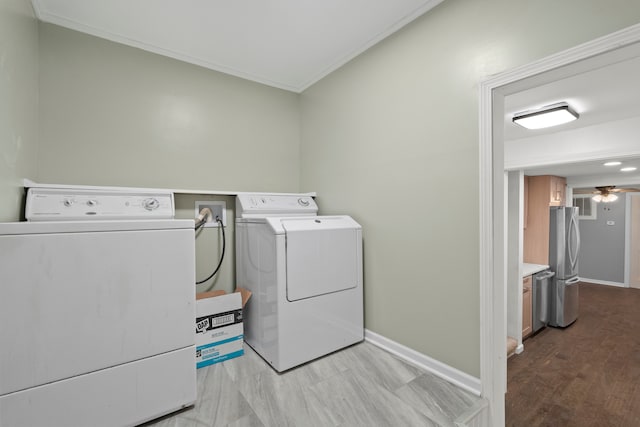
[26,188,175,221]
[236,194,318,218]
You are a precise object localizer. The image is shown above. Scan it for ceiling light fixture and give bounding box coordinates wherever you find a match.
[512,102,579,130]
[592,193,618,203]
[604,161,621,166]
[621,167,637,172]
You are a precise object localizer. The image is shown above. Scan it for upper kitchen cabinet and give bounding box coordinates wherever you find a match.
[523,175,567,264]
[549,175,566,206]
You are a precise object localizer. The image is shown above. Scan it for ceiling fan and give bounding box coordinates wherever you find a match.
[574,185,640,202]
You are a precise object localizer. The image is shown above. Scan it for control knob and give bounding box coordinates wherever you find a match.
[298,198,310,207]
[143,198,160,211]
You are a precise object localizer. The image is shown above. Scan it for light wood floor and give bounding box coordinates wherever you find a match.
[506,282,640,427]
[144,341,487,427]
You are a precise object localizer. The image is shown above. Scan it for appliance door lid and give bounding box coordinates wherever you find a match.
[0,227,195,395]
[282,218,361,302]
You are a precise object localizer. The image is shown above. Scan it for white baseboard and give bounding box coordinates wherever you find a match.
[580,278,626,288]
[515,344,524,354]
[364,329,481,396]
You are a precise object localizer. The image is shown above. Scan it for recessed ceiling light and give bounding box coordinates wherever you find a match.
[621,167,637,172]
[512,102,579,130]
[604,161,622,166]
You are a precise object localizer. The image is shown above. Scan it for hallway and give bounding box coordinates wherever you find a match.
[506,282,640,426]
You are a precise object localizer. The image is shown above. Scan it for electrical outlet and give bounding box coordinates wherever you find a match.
[195,201,226,227]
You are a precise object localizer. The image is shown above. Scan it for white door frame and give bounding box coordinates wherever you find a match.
[625,192,640,288]
[478,23,640,425]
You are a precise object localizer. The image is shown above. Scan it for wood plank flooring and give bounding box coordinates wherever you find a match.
[144,341,487,427]
[506,282,640,427]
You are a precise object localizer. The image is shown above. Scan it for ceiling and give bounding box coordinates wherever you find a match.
[504,56,640,142]
[503,54,640,190]
[31,0,444,93]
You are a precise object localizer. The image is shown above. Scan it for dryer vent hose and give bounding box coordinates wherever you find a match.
[195,207,213,229]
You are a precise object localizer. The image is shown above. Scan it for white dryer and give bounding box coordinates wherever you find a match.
[0,188,196,427]
[235,194,363,372]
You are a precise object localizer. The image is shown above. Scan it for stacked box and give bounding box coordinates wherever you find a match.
[195,289,250,368]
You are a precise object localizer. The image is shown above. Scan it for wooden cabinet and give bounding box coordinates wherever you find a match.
[523,175,567,264]
[522,275,533,339]
[549,175,566,206]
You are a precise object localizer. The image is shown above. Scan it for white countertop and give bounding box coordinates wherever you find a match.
[522,263,550,278]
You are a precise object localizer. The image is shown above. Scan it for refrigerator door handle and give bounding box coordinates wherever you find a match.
[566,276,580,285]
[574,215,581,266]
[536,271,555,280]
[568,212,580,272]
[540,277,548,323]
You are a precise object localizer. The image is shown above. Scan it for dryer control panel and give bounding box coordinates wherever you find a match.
[26,188,175,221]
[236,194,318,218]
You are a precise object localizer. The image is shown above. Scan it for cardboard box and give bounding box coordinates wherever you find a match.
[195,287,251,369]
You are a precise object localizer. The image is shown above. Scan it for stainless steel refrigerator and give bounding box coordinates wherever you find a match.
[548,206,581,327]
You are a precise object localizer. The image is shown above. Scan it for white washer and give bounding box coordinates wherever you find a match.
[235,194,363,372]
[0,188,196,427]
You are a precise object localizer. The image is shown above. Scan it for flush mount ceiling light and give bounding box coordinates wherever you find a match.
[512,102,579,130]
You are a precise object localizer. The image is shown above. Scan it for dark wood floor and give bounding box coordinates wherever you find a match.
[506,282,640,427]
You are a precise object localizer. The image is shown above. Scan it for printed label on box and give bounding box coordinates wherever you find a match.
[195,292,246,368]
[196,309,243,334]
[196,331,244,368]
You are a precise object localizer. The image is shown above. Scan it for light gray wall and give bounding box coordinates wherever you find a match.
[299,0,640,376]
[37,23,301,193]
[0,0,39,222]
[579,198,626,283]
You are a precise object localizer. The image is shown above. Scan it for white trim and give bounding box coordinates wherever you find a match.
[479,23,640,427]
[505,142,640,172]
[35,11,301,92]
[364,329,481,396]
[31,0,300,92]
[515,344,524,355]
[30,0,44,19]
[580,278,626,288]
[23,179,317,198]
[33,1,444,93]
[477,56,496,416]
[624,192,640,287]
[297,0,445,92]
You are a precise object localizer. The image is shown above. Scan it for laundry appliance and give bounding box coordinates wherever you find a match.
[0,187,196,427]
[235,194,363,372]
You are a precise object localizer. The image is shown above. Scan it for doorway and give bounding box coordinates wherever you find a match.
[478,23,640,426]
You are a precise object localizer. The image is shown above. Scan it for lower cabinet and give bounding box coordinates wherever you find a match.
[522,275,533,339]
